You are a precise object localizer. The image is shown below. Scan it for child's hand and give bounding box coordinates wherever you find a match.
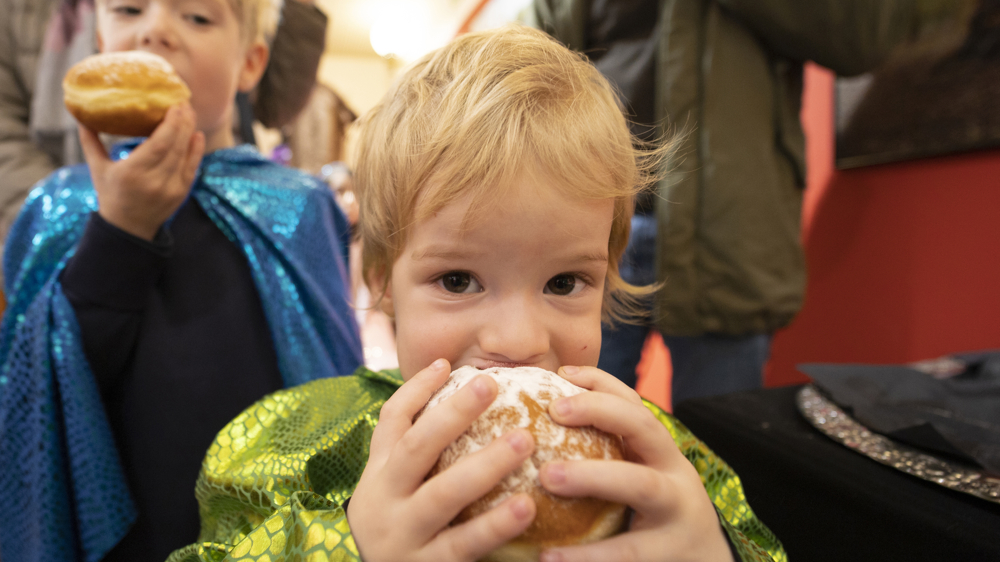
[538,366,735,562]
[79,103,205,241]
[347,359,538,562]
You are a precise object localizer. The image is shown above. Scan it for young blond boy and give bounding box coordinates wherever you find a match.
[0,0,362,560]
[166,25,786,562]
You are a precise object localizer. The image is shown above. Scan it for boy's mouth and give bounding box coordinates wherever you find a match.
[474,360,533,370]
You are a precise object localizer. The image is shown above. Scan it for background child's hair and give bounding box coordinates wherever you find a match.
[230,0,283,45]
[354,24,672,325]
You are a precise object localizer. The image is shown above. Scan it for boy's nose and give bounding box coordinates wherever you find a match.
[140,6,178,49]
[479,299,550,364]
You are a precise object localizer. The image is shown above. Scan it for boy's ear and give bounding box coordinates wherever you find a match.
[237,41,270,93]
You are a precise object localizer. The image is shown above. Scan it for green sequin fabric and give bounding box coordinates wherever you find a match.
[167,368,785,562]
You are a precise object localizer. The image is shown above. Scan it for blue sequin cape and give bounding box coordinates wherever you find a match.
[0,143,364,562]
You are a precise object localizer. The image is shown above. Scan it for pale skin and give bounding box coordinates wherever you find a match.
[81,0,269,240]
[346,173,735,562]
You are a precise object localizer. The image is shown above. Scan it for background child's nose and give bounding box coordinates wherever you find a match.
[140,7,177,48]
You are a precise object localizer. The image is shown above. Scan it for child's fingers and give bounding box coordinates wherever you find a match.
[133,105,183,160]
[132,104,192,169]
[78,125,110,175]
[430,493,536,562]
[539,459,675,522]
[412,428,534,536]
[159,104,198,174]
[557,366,644,405]
[542,524,734,562]
[368,359,451,466]
[548,390,675,469]
[382,374,498,494]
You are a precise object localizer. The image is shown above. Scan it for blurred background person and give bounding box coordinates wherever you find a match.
[525,0,965,404]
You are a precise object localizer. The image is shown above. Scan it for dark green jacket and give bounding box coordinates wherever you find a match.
[525,0,948,335]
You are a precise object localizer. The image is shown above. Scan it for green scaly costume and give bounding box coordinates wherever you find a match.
[167,367,786,562]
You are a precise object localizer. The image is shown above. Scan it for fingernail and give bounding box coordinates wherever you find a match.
[540,550,563,562]
[510,496,531,520]
[506,430,530,454]
[431,358,448,371]
[561,366,580,377]
[553,398,571,417]
[544,463,566,485]
[470,376,491,399]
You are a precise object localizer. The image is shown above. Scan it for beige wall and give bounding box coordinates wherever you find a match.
[318,54,400,118]
[318,53,402,161]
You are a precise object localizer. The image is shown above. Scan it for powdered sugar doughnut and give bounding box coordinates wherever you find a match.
[423,366,627,562]
[63,51,191,137]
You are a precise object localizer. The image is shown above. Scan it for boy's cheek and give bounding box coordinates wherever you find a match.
[576,335,603,368]
[394,317,460,380]
[563,318,603,368]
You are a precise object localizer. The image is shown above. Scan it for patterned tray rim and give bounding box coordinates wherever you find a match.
[795,384,1000,505]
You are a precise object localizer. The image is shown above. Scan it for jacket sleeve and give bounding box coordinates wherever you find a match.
[0,0,58,251]
[162,372,393,562]
[166,491,361,562]
[714,0,971,76]
[520,0,588,52]
[59,213,171,396]
[251,0,328,129]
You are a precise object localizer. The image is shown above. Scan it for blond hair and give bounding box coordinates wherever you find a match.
[230,0,282,45]
[354,24,669,325]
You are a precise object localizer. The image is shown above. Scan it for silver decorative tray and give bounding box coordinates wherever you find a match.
[796,384,1000,504]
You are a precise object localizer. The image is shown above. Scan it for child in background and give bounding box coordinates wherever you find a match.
[0,0,362,560]
[168,25,786,562]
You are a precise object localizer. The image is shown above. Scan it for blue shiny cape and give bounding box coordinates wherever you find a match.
[0,143,364,562]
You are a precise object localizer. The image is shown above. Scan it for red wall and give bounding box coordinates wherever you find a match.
[767,64,1000,386]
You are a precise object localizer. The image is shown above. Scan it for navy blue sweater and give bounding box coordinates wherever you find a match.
[60,199,284,561]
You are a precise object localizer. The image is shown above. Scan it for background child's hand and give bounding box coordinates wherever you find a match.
[79,103,205,240]
[347,359,537,562]
[538,366,735,562]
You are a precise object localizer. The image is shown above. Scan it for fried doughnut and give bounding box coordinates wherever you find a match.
[63,51,191,137]
[422,366,627,562]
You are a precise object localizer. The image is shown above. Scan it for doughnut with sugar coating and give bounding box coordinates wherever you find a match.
[63,51,191,137]
[422,366,628,562]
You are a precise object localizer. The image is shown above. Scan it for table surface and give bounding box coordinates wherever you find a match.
[673,385,1000,562]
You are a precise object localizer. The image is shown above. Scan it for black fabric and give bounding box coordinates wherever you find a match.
[800,353,1000,474]
[586,0,659,215]
[586,0,658,135]
[674,386,1000,562]
[61,201,285,561]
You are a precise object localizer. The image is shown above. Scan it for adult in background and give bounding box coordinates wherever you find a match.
[525,0,967,402]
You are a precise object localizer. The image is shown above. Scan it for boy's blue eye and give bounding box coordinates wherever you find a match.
[188,14,211,25]
[439,272,480,294]
[545,274,578,296]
